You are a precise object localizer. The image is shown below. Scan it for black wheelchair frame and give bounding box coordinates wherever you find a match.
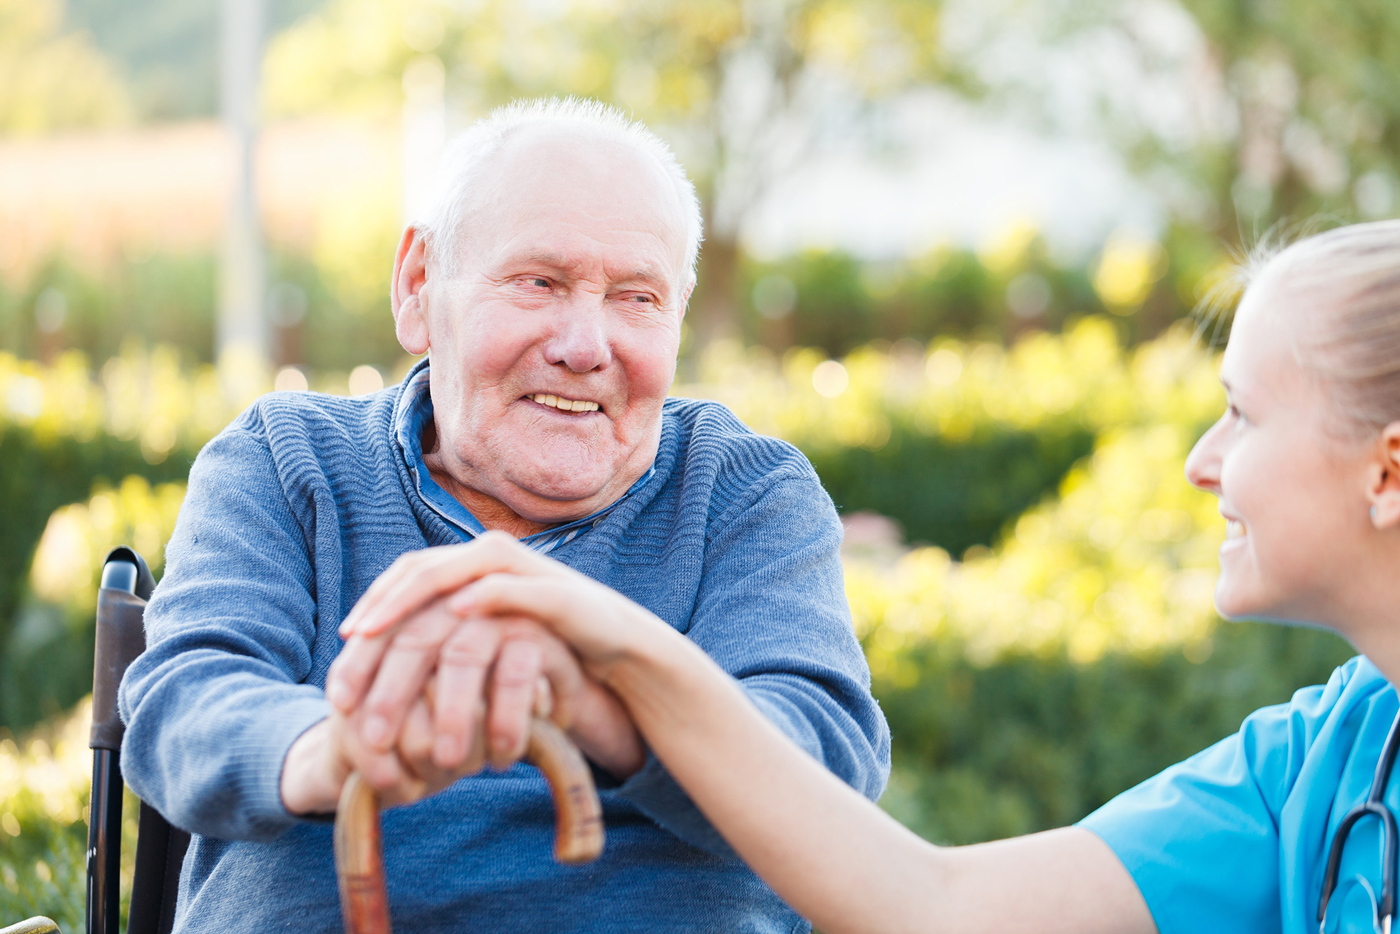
[4,548,187,934]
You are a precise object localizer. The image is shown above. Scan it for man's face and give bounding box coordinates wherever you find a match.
[397,129,689,526]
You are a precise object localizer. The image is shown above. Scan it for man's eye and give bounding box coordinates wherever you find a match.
[521,277,550,289]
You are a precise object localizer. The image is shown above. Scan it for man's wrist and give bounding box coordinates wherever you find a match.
[280,717,343,816]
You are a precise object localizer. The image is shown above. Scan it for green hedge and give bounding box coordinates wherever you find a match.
[0,425,191,734]
[876,623,1355,844]
[0,701,137,931]
[807,424,1094,553]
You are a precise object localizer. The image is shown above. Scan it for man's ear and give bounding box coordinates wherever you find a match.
[1367,421,1400,530]
[392,227,431,355]
[678,279,695,322]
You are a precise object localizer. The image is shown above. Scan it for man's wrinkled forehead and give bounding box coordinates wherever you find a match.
[459,127,689,275]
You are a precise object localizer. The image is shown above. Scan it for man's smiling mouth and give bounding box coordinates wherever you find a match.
[526,393,601,413]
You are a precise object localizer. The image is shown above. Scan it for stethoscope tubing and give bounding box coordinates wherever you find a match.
[1319,706,1400,934]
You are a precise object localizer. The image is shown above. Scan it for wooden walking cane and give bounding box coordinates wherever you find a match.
[333,717,606,934]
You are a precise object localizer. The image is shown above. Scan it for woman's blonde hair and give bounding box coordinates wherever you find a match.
[1250,220,1400,435]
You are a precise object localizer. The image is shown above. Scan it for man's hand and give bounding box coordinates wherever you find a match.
[281,683,486,815]
[326,583,646,787]
[283,615,598,815]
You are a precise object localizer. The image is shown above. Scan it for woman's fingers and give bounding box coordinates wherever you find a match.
[431,619,502,770]
[329,536,581,715]
[336,544,467,636]
[338,544,478,638]
[342,533,559,639]
[325,629,393,713]
[449,573,636,668]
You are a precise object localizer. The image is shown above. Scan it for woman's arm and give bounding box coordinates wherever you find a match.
[607,620,1152,934]
[376,535,1158,934]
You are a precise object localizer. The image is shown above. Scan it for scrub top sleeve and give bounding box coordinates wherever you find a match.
[1078,699,1300,934]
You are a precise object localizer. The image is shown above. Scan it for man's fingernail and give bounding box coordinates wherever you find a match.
[435,735,458,764]
[364,716,391,747]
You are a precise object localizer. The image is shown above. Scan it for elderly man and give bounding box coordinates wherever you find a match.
[119,98,889,933]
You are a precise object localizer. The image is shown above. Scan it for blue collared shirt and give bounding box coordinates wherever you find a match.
[392,365,655,554]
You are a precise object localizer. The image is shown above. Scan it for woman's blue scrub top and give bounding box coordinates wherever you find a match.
[1080,656,1399,934]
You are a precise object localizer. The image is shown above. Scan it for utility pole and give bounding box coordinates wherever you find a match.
[219,0,267,400]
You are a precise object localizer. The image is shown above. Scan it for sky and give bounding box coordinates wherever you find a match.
[742,88,1164,263]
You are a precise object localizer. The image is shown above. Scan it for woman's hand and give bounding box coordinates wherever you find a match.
[327,534,671,776]
[335,532,660,674]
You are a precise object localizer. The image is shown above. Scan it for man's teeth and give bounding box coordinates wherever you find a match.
[1226,520,1246,539]
[528,393,600,413]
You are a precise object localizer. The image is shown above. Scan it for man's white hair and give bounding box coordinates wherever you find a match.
[415,97,703,289]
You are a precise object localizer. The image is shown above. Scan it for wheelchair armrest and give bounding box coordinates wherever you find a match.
[0,917,62,934]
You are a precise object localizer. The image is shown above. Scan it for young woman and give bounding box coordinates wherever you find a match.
[338,221,1400,934]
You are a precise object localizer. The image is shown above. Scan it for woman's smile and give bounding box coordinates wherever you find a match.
[1221,517,1247,551]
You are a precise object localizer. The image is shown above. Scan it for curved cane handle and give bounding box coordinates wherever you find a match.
[334,717,605,934]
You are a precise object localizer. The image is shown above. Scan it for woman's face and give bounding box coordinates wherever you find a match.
[1184,274,1376,626]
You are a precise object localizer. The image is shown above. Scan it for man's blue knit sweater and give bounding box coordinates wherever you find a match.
[118,369,891,933]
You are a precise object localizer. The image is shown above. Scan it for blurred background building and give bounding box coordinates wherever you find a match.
[2,0,1397,924]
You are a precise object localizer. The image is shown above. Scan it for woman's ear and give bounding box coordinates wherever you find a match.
[392,227,431,355]
[1367,421,1400,530]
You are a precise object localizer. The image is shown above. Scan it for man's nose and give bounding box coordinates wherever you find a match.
[544,300,612,373]
[1184,418,1224,494]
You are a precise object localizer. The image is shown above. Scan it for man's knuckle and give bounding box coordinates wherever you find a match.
[394,621,444,650]
[494,664,535,687]
[440,640,493,666]
[365,693,404,720]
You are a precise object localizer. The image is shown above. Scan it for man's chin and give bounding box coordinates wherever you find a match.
[498,471,622,521]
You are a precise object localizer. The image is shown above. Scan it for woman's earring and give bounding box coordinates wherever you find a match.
[1373,505,1381,524]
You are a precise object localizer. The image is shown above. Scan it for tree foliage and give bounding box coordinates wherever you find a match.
[968,0,1400,245]
[0,0,132,135]
[264,0,961,337]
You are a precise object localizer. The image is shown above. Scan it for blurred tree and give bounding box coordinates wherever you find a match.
[965,0,1400,249]
[61,0,322,121]
[263,0,964,342]
[1178,0,1400,234]
[0,0,132,135]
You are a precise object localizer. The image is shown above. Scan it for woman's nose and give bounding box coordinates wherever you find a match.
[1185,419,1224,494]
